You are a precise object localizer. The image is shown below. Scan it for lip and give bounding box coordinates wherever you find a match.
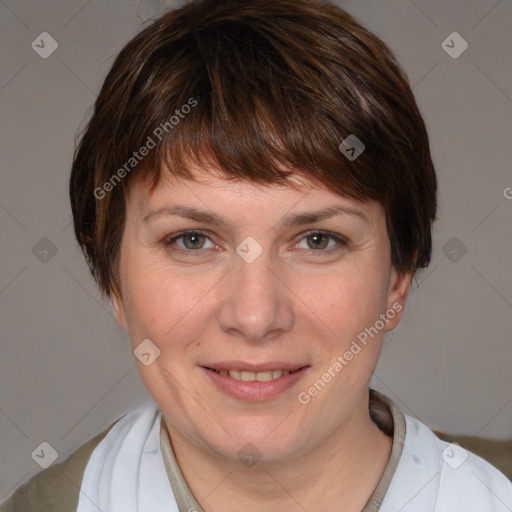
[201,364,310,402]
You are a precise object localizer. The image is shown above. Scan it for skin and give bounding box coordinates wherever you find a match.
[112,162,413,512]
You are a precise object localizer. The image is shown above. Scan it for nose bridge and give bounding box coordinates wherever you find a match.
[217,245,293,341]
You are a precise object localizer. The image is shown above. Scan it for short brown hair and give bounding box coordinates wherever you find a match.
[70,0,437,298]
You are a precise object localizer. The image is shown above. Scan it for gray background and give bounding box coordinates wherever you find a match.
[1,0,511,500]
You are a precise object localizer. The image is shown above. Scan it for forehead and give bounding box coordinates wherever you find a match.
[126,162,385,228]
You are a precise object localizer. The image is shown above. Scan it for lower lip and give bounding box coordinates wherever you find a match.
[202,367,310,402]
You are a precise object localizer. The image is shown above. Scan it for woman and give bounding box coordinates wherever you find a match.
[2,0,511,510]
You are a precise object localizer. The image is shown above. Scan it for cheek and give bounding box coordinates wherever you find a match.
[295,266,389,337]
[121,259,218,344]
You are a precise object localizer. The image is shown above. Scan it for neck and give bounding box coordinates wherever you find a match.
[165,389,392,512]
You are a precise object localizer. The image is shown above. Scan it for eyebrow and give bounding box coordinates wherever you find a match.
[142,204,370,227]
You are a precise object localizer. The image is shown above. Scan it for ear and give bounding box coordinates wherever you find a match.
[384,269,413,332]
[111,290,129,331]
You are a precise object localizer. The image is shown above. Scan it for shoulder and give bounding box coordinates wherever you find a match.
[0,417,122,512]
[383,413,512,512]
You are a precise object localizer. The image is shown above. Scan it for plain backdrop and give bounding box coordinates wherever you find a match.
[0,0,511,500]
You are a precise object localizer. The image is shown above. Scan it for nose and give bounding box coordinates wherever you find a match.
[217,247,294,343]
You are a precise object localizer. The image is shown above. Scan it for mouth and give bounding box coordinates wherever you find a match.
[201,362,310,401]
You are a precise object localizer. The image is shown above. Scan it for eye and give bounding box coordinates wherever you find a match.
[293,231,348,252]
[165,230,218,254]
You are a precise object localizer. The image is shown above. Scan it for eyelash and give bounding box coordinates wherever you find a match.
[164,230,348,257]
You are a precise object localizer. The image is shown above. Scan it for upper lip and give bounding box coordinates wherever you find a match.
[203,361,308,372]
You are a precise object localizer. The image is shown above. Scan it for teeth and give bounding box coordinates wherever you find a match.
[229,369,241,380]
[211,369,295,381]
[240,371,256,382]
[256,371,273,382]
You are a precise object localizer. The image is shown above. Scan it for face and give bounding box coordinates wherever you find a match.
[112,163,412,463]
